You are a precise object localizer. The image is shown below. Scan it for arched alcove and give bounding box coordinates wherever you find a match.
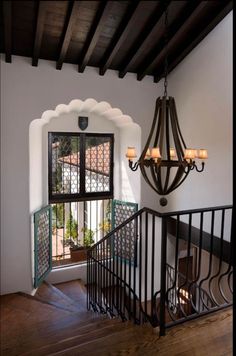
[29,98,141,214]
[29,98,141,283]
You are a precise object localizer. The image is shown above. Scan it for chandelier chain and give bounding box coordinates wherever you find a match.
[164,6,168,97]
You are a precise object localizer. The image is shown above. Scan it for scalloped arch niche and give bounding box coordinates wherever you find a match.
[29,98,141,214]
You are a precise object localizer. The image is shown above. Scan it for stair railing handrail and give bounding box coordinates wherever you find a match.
[160,204,232,217]
[87,204,232,334]
[88,208,146,250]
[89,204,232,252]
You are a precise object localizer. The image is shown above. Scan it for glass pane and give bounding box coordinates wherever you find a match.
[85,136,111,193]
[51,135,80,195]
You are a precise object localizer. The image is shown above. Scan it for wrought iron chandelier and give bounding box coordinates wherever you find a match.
[126,7,208,206]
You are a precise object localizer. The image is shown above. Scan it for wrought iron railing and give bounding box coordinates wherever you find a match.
[166,263,215,318]
[87,205,233,335]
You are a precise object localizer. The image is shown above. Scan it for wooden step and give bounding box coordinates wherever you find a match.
[47,323,154,356]
[21,317,126,355]
[35,281,82,313]
[53,280,87,308]
[44,309,233,356]
[1,292,115,356]
[1,292,232,356]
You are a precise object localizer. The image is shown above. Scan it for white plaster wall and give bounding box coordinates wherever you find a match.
[119,123,141,203]
[0,11,232,295]
[164,12,233,212]
[0,57,160,294]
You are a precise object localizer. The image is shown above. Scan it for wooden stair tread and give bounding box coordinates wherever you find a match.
[21,318,127,356]
[47,323,154,356]
[45,309,233,356]
[1,292,117,355]
[53,280,87,306]
[35,281,83,313]
[1,291,232,356]
[1,292,72,321]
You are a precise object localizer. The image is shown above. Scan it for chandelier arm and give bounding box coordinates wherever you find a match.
[166,167,191,194]
[165,100,171,160]
[172,98,187,149]
[156,162,164,193]
[140,164,162,195]
[169,98,185,159]
[150,163,164,194]
[141,98,161,159]
[153,100,162,148]
[129,160,139,171]
[164,101,171,192]
[159,97,166,155]
[184,163,192,173]
[164,166,171,193]
[195,162,205,172]
[165,166,186,194]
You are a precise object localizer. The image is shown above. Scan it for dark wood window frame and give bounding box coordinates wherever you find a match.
[48,132,114,203]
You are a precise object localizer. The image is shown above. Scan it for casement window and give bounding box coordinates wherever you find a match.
[48,132,114,203]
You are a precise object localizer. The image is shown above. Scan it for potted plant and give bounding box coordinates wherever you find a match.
[65,214,95,262]
[71,227,95,262]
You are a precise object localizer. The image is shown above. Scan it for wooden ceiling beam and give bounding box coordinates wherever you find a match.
[32,1,47,66]
[79,1,113,73]
[153,0,233,83]
[57,1,79,70]
[3,1,12,63]
[118,1,170,79]
[99,1,142,76]
[137,1,209,81]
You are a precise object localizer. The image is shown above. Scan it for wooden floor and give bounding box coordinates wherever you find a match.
[0,280,232,356]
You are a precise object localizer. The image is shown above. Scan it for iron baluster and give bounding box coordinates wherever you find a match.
[151,214,155,322]
[159,216,167,336]
[199,211,216,310]
[144,212,148,316]
[138,214,143,323]
[87,205,232,333]
[208,209,225,306]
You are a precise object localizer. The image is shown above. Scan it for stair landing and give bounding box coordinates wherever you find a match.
[0,279,232,356]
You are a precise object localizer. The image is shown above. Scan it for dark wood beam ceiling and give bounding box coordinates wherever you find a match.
[153,0,234,83]
[137,1,206,81]
[78,1,113,73]
[2,1,12,63]
[118,1,170,79]
[57,1,79,70]
[32,1,47,66]
[0,1,232,82]
[99,1,142,76]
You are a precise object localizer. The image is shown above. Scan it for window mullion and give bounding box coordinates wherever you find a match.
[80,133,86,196]
[49,132,114,203]
[110,135,114,195]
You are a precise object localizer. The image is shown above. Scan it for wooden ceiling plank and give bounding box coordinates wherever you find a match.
[137,1,210,81]
[154,0,233,83]
[32,1,47,66]
[79,1,113,73]
[56,1,79,70]
[3,1,12,63]
[99,1,142,76]
[118,1,170,79]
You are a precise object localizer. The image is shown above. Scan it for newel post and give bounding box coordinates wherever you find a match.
[159,216,167,336]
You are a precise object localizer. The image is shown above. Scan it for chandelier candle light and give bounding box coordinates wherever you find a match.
[125,8,208,207]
